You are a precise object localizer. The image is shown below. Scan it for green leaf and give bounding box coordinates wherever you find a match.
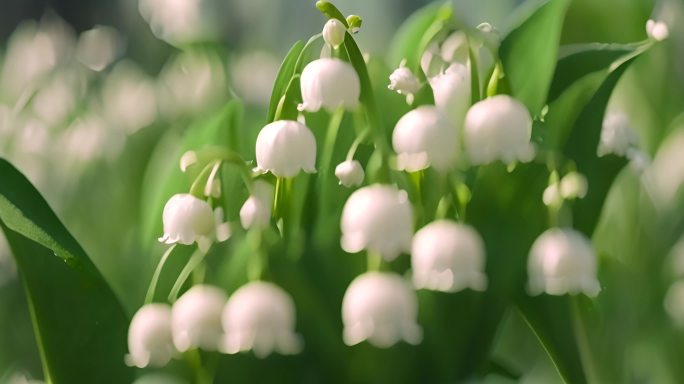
[499,0,571,115]
[547,42,638,103]
[267,40,304,122]
[0,158,133,383]
[387,2,447,70]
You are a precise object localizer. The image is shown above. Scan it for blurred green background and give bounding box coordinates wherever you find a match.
[1,0,683,382]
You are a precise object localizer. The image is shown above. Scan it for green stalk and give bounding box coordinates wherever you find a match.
[168,248,207,302]
[144,244,177,304]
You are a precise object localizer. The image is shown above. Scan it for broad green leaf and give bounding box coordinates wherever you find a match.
[499,0,571,115]
[548,42,638,103]
[0,158,133,383]
[387,2,445,71]
[267,40,304,122]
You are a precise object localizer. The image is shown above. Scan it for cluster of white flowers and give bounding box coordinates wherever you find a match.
[127,282,301,367]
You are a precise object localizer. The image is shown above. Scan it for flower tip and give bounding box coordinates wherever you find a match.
[180,150,197,172]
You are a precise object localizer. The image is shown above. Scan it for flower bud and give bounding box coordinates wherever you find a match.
[464,95,534,165]
[322,19,346,49]
[598,112,639,157]
[255,120,317,178]
[341,184,413,261]
[171,285,227,352]
[220,281,302,358]
[411,220,487,292]
[392,105,458,172]
[429,63,470,124]
[527,228,601,297]
[388,65,421,104]
[240,180,274,229]
[646,19,669,41]
[125,304,176,368]
[158,194,215,246]
[335,160,364,187]
[559,172,588,200]
[299,58,360,113]
[342,272,422,348]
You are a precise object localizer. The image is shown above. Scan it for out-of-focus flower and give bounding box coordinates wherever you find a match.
[322,19,346,49]
[231,51,280,106]
[255,120,317,178]
[429,63,470,125]
[664,280,684,327]
[0,15,75,100]
[440,31,469,65]
[388,64,421,104]
[76,25,123,71]
[139,0,214,45]
[392,105,458,172]
[527,228,601,297]
[299,58,360,113]
[171,285,227,352]
[157,51,226,117]
[340,184,413,261]
[646,19,669,41]
[102,61,157,134]
[220,281,302,358]
[543,172,588,206]
[598,112,640,157]
[411,220,487,292]
[335,160,364,188]
[32,71,82,127]
[464,95,534,165]
[125,304,176,368]
[342,272,422,348]
[158,194,215,247]
[240,180,274,229]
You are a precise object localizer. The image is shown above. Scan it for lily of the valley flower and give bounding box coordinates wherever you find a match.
[158,194,230,252]
[299,58,360,112]
[342,272,422,348]
[255,120,317,178]
[220,281,302,358]
[464,95,534,165]
[335,160,364,187]
[646,19,669,41]
[125,304,176,368]
[388,63,421,105]
[322,19,346,49]
[411,220,488,292]
[598,112,640,157]
[171,285,227,352]
[392,105,458,172]
[429,63,470,125]
[240,180,274,229]
[543,172,588,206]
[527,228,601,297]
[340,184,413,261]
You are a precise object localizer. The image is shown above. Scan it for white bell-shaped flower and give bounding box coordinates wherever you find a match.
[335,160,364,187]
[411,220,487,292]
[298,58,360,113]
[429,63,470,125]
[388,64,421,104]
[340,184,413,261]
[527,228,601,297]
[464,95,534,165]
[598,112,640,157]
[392,105,458,172]
[646,19,669,41]
[171,285,227,352]
[158,194,215,246]
[543,172,588,206]
[240,180,274,229]
[220,281,302,358]
[255,120,317,178]
[342,272,422,348]
[125,304,176,368]
[322,19,346,49]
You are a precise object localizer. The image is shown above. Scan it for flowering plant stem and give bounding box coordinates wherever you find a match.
[144,244,177,304]
[367,251,382,272]
[168,248,207,302]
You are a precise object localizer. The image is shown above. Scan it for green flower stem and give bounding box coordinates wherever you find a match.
[168,248,207,302]
[346,128,369,161]
[367,251,383,272]
[185,349,212,384]
[571,296,600,383]
[247,229,266,281]
[144,244,177,304]
[467,42,481,103]
[452,178,471,222]
[189,146,254,194]
[189,161,221,198]
[321,107,346,175]
[408,170,425,224]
